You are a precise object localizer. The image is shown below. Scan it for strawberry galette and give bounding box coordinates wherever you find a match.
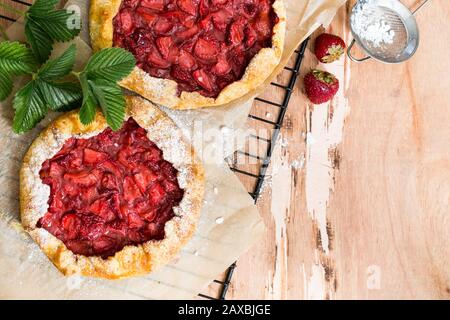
[90,0,286,109]
[20,96,204,279]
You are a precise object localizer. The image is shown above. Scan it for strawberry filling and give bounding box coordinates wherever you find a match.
[37,118,184,258]
[113,0,279,98]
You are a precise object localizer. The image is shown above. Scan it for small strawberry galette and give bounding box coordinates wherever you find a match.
[90,0,286,109]
[20,96,204,279]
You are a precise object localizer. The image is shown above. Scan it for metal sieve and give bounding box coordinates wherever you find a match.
[348,0,430,63]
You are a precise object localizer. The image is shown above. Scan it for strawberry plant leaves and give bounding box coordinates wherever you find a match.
[38,80,82,110]
[28,0,59,14]
[0,72,13,101]
[38,44,76,80]
[12,81,47,134]
[25,19,53,64]
[84,48,136,82]
[78,73,98,126]
[0,41,37,75]
[25,0,81,63]
[88,79,125,131]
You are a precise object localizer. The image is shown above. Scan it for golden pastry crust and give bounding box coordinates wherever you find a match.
[20,96,205,279]
[90,0,286,110]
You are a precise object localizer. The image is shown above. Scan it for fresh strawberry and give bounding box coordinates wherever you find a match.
[141,0,165,11]
[193,69,215,92]
[314,33,346,63]
[303,69,339,104]
[83,148,108,164]
[177,0,198,16]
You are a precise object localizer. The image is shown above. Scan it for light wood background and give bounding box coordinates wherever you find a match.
[1,0,449,300]
[213,0,450,300]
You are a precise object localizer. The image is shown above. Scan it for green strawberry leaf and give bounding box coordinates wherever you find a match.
[78,73,98,125]
[85,48,136,82]
[88,79,125,131]
[38,44,76,81]
[0,71,13,101]
[0,41,37,75]
[28,0,59,14]
[25,0,81,63]
[38,80,82,110]
[12,80,47,134]
[25,19,53,64]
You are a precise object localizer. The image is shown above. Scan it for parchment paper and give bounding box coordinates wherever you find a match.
[0,0,345,299]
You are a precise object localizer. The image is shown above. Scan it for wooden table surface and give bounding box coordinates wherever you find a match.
[219,0,450,300]
[2,0,449,300]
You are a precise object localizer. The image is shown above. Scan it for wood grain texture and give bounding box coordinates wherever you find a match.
[226,0,450,300]
[2,0,449,300]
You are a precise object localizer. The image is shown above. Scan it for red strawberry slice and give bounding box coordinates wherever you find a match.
[118,9,134,34]
[178,50,197,71]
[102,172,118,190]
[84,148,108,164]
[199,0,210,16]
[128,212,145,229]
[64,171,98,186]
[211,56,231,75]
[93,237,115,254]
[136,7,157,25]
[245,26,257,47]
[141,0,165,11]
[61,214,80,240]
[156,36,173,59]
[49,162,64,177]
[162,179,179,193]
[62,183,79,197]
[153,17,174,34]
[175,25,199,41]
[123,176,143,202]
[255,13,272,38]
[133,167,159,193]
[211,0,227,5]
[177,0,198,16]
[194,38,218,61]
[147,48,171,68]
[229,20,245,45]
[149,183,166,204]
[211,9,232,31]
[171,66,194,82]
[193,69,215,92]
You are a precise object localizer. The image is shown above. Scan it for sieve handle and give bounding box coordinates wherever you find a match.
[347,39,371,63]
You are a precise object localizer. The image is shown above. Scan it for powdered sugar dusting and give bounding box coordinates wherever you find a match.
[351,0,396,47]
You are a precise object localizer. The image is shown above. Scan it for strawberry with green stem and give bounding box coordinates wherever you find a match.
[314,33,346,64]
[303,69,339,104]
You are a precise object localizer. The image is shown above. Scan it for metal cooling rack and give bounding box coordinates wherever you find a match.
[0,0,309,300]
[199,40,309,300]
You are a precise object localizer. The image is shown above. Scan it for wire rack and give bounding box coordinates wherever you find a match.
[0,0,309,300]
